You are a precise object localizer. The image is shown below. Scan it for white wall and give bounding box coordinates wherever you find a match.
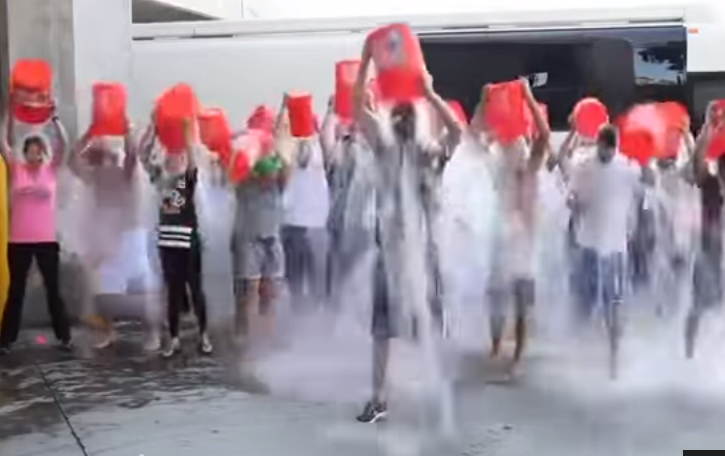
[73,0,133,133]
[130,31,363,125]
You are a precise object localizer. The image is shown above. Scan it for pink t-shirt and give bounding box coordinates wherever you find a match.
[9,162,57,243]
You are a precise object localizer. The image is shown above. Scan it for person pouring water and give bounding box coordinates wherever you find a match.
[351,32,463,424]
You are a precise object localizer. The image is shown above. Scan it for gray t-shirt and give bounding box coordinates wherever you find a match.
[234,178,284,240]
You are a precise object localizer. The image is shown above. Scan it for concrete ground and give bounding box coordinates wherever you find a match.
[2,313,725,456]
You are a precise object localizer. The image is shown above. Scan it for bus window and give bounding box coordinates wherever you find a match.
[420,26,686,131]
[687,73,725,130]
[421,39,592,130]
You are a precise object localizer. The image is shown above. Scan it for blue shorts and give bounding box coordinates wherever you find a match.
[575,248,625,315]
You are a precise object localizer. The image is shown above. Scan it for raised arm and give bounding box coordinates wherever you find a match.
[549,127,578,181]
[423,72,464,152]
[68,126,93,182]
[122,119,137,180]
[50,110,69,168]
[521,77,551,171]
[320,96,339,170]
[0,105,12,158]
[352,41,380,148]
[137,121,162,184]
[692,103,721,184]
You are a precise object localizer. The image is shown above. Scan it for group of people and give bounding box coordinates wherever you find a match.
[1,39,724,426]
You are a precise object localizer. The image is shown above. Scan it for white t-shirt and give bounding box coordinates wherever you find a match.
[283,139,330,228]
[571,153,641,255]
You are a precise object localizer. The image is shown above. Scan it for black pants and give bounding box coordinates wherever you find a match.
[0,242,71,346]
[159,243,207,338]
[282,226,313,299]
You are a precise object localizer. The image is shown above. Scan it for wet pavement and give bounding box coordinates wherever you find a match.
[3,318,725,456]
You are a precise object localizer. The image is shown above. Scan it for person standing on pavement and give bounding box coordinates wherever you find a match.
[69,122,162,352]
[140,118,212,358]
[0,104,74,353]
[684,102,725,359]
[352,39,463,423]
[281,117,329,310]
[568,125,652,378]
[232,96,293,343]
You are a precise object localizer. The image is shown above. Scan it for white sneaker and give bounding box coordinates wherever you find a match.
[94,331,116,350]
[199,333,213,355]
[162,338,181,358]
[143,330,161,352]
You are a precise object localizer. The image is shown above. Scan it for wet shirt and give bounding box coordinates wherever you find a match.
[9,162,57,243]
[571,154,641,255]
[283,140,329,228]
[157,168,199,249]
[234,178,284,240]
[418,137,455,214]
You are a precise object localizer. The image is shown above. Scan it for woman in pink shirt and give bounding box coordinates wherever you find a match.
[0,107,73,354]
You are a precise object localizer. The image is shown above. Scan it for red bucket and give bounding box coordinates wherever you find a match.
[619,104,666,164]
[11,59,52,95]
[658,101,689,159]
[11,100,53,125]
[367,23,425,103]
[228,149,251,184]
[154,83,200,153]
[484,81,527,145]
[10,59,54,125]
[573,98,609,139]
[90,82,128,137]
[286,92,315,138]
[198,108,232,154]
[247,105,276,133]
[335,60,361,122]
[524,102,549,137]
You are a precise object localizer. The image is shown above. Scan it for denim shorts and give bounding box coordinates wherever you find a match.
[575,248,625,313]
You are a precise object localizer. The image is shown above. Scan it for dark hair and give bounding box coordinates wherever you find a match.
[23,136,46,154]
[391,102,415,120]
[596,125,618,149]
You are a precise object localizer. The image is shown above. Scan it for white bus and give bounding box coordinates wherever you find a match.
[131,3,725,133]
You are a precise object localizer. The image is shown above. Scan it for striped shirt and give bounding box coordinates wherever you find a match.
[157,168,199,249]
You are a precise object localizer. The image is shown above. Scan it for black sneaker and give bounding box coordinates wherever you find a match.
[58,340,75,352]
[356,400,388,423]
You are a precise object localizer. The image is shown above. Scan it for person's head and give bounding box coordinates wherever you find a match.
[656,156,676,171]
[390,102,416,142]
[163,151,189,176]
[23,136,47,166]
[596,124,618,163]
[85,138,121,168]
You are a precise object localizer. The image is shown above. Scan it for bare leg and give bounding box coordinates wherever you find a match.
[258,278,278,341]
[372,338,391,404]
[685,307,702,360]
[488,287,506,359]
[236,278,259,340]
[512,279,534,366]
